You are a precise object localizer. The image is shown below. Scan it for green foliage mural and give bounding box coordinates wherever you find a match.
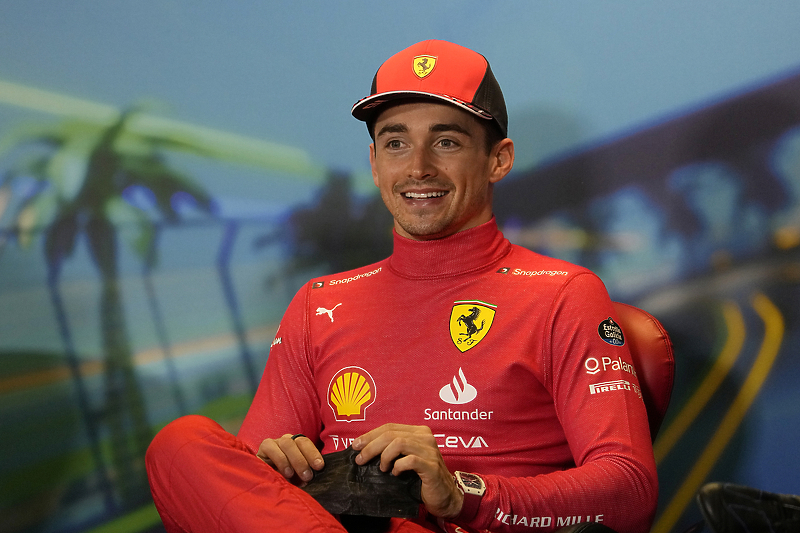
[1,109,215,515]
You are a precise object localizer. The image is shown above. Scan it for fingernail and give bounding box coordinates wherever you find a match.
[302,469,313,481]
[355,454,363,465]
[283,467,294,478]
[352,438,362,449]
[314,458,324,469]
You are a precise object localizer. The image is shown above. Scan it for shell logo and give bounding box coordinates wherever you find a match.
[327,366,376,422]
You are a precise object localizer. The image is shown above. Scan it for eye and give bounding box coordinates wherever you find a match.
[437,138,458,149]
[386,139,404,150]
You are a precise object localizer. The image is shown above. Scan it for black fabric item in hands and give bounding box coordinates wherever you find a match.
[300,446,422,518]
[696,482,800,533]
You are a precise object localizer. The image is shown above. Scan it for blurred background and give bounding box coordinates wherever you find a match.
[1,2,799,532]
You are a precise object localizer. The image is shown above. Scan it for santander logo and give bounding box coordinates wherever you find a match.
[439,368,477,405]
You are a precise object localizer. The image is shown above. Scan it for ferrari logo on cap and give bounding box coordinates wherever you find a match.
[450,300,496,352]
[413,55,437,79]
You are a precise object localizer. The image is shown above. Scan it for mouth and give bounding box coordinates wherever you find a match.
[402,191,448,199]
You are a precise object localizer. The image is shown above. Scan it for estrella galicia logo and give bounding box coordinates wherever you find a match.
[598,317,625,346]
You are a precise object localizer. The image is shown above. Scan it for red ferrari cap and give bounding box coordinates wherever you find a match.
[351,40,508,138]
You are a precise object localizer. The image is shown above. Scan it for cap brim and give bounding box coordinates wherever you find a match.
[351,90,493,124]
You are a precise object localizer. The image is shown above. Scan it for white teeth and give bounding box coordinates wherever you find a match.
[403,191,446,199]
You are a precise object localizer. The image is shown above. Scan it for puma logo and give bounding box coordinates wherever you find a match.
[316,303,342,322]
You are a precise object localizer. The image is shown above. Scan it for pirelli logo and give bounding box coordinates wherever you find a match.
[589,380,631,394]
[590,379,642,399]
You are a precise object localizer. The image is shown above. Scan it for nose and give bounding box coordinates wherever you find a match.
[407,146,436,180]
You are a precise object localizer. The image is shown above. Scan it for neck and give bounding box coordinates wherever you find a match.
[388,218,511,279]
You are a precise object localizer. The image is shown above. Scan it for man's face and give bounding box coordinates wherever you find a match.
[369,102,514,241]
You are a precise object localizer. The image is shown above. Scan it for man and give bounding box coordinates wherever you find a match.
[146,40,657,533]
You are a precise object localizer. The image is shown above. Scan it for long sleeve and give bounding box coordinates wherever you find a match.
[237,283,323,453]
[455,273,657,533]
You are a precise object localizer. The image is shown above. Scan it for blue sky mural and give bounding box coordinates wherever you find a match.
[2,2,800,532]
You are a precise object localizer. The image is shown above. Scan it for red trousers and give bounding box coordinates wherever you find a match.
[145,415,438,533]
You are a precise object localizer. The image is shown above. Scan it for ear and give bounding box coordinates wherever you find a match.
[369,143,379,187]
[489,138,514,184]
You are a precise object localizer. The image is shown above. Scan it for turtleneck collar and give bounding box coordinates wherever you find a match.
[388,218,512,279]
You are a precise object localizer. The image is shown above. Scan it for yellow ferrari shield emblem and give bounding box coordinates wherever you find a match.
[413,55,437,79]
[449,301,496,352]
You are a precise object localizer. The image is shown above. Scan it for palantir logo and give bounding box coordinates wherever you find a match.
[584,357,601,374]
[439,368,477,405]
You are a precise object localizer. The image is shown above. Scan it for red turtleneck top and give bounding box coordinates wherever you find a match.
[238,219,657,533]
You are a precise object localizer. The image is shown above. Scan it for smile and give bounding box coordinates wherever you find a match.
[402,191,447,199]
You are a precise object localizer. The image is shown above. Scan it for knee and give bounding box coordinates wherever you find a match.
[146,415,222,475]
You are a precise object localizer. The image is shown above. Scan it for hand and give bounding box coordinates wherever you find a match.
[352,423,464,519]
[256,434,324,486]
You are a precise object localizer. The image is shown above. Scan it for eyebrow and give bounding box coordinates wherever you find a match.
[430,123,472,137]
[376,123,408,137]
[375,122,473,138]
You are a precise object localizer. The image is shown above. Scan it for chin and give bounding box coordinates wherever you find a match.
[400,224,456,241]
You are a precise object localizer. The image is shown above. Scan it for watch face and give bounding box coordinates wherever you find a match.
[460,473,483,490]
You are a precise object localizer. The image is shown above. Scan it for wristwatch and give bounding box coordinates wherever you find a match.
[454,471,485,521]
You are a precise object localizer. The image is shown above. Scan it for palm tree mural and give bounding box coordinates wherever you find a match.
[0,108,214,508]
[257,170,394,288]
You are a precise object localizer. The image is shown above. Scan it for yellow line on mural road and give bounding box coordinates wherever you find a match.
[652,292,784,533]
[653,301,745,464]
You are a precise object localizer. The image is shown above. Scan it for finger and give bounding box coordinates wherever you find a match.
[256,438,294,479]
[353,423,429,456]
[356,426,436,471]
[352,423,411,449]
[293,434,325,471]
[353,428,401,468]
[381,433,439,475]
[277,434,317,482]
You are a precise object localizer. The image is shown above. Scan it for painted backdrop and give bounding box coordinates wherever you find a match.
[1,3,799,532]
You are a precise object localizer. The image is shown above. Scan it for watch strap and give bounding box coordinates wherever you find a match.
[454,471,485,522]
